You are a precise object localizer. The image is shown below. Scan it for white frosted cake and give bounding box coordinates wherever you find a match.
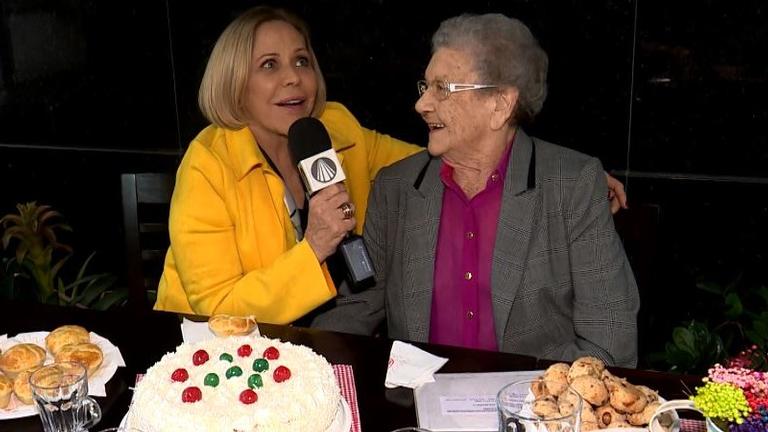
[125,335,342,432]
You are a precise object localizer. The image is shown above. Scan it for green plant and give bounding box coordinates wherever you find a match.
[646,320,726,373]
[1,202,72,302]
[1,202,125,309]
[648,272,768,374]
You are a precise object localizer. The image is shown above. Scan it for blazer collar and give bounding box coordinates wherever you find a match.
[228,122,355,181]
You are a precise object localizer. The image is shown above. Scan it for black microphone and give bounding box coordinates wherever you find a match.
[288,117,375,286]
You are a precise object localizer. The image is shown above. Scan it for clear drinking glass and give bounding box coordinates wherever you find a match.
[29,361,102,432]
[497,379,582,432]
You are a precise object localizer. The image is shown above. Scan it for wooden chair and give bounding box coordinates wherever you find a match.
[121,173,174,310]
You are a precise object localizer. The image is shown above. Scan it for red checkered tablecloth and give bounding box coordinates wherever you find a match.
[680,418,707,432]
[334,364,361,432]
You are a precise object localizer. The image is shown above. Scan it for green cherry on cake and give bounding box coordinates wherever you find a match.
[226,365,243,379]
[219,353,233,362]
[252,358,269,372]
[204,373,220,387]
[247,373,263,389]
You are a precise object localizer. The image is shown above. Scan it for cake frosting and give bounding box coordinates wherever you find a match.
[125,335,341,432]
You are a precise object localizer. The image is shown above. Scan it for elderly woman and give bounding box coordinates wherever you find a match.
[315,13,639,366]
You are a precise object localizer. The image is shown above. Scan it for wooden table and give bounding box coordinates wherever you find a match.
[0,300,700,432]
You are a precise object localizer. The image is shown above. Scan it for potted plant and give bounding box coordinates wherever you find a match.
[1,202,125,309]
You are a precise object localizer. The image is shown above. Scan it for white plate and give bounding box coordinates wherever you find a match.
[0,330,125,420]
[121,399,352,431]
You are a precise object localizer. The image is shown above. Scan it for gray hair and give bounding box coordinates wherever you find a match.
[432,13,549,124]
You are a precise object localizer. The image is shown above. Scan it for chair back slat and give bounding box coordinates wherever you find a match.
[121,173,174,310]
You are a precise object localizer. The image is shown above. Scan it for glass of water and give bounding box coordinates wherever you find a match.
[29,361,102,432]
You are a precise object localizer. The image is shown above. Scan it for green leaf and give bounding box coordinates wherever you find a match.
[73,274,116,306]
[696,281,723,296]
[724,293,744,319]
[89,285,126,310]
[75,252,97,282]
[672,327,696,355]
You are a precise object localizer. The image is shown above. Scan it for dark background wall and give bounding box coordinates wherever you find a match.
[1,0,766,364]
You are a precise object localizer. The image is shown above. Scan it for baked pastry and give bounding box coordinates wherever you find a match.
[46,325,90,355]
[567,356,605,382]
[12,368,36,405]
[532,395,559,417]
[628,400,661,426]
[605,375,648,413]
[0,374,12,409]
[569,374,608,406]
[0,343,46,379]
[54,342,103,377]
[541,363,570,396]
[596,404,626,427]
[208,314,258,337]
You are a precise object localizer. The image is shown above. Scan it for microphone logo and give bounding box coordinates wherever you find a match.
[310,157,337,183]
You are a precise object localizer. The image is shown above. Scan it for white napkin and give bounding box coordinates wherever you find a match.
[385,340,448,389]
[180,318,260,343]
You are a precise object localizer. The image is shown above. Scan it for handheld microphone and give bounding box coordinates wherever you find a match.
[288,117,375,285]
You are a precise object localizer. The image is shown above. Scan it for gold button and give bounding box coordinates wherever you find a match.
[467,311,474,320]
[466,231,474,239]
[464,272,473,280]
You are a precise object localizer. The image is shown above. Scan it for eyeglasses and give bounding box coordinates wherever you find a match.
[417,79,497,100]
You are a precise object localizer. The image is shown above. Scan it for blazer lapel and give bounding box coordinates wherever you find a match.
[402,156,443,342]
[491,130,540,346]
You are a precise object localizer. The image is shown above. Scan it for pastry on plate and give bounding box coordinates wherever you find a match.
[0,343,46,379]
[12,368,37,405]
[46,325,90,355]
[54,342,104,377]
[0,373,12,409]
[208,314,258,337]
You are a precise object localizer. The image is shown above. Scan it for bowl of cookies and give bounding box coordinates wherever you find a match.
[531,356,678,432]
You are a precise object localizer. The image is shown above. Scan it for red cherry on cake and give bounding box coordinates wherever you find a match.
[273,365,291,382]
[239,389,258,404]
[192,349,209,366]
[171,368,189,382]
[182,386,202,403]
[263,346,280,360]
[237,344,253,357]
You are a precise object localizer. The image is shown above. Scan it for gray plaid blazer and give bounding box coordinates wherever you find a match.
[313,130,639,367]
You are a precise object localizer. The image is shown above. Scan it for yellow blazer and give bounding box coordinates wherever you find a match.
[154,102,422,323]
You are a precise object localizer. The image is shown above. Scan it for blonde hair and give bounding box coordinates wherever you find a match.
[198,7,327,129]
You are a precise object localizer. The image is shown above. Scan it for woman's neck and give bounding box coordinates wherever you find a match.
[444,128,515,199]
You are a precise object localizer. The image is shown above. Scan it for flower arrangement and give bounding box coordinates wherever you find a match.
[690,347,768,432]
